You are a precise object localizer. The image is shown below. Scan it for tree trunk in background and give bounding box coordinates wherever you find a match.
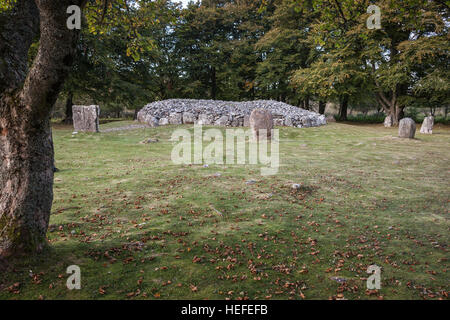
[339,95,349,121]
[0,0,85,258]
[63,92,73,124]
[303,96,310,110]
[318,100,326,115]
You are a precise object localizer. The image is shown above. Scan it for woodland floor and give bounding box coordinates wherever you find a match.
[0,121,449,300]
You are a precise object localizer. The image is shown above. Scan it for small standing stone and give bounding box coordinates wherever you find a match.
[398,118,416,139]
[250,109,273,141]
[420,116,434,134]
[384,114,394,127]
[72,105,100,132]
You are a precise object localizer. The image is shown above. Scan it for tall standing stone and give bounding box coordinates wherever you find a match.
[398,118,416,139]
[420,116,434,134]
[72,105,100,132]
[250,109,273,141]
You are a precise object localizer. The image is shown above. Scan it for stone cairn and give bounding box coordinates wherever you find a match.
[72,105,100,133]
[136,99,327,128]
[398,118,416,139]
[420,116,434,134]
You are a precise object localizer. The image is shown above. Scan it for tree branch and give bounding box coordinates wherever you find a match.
[19,0,87,119]
[332,0,347,27]
[0,0,40,93]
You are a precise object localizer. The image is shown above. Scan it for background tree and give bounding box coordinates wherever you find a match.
[291,0,449,123]
[256,0,312,106]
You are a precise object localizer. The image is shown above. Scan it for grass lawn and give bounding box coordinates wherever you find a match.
[1,121,448,300]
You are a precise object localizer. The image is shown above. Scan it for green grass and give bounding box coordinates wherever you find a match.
[1,122,449,300]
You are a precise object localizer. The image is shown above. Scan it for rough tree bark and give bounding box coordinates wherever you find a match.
[338,95,349,121]
[0,0,86,258]
[318,100,326,115]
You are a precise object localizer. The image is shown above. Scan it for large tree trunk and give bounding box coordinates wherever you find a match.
[376,89,403,126]
[0,100,54,256]
[0,0,86,258]
[338,95,349,121]
[303,96,310,110]
[318,100,326,115]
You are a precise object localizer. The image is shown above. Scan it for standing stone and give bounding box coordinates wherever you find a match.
[384,114,394,127]
[250,109,273,141]
[183,112,196,124]
[215,115,229,126]
[169,112,183,125]
[72,105,100,132]
[420,116,434,134]
[159,118,169,125]
[196,114,213,125]
[398,118,416,139]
